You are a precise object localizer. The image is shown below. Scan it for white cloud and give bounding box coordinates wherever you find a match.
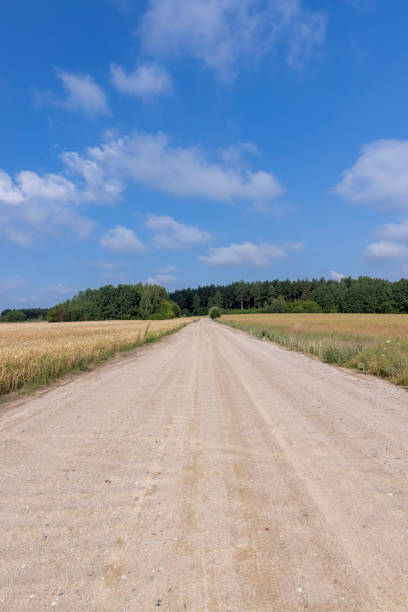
[4,131,282,210]
[334,140,408,209]
[146,264,178,285]
[0,184,94,248]
[199,241,285,267]
[57,71,109,116]
[145,273,178,285]
[87,131,284,206]
[219,141,260,164]
[36,72,109,117]
[378,219,408,242]
[0,169,24,204]
[329,270,345,281]
[0,161,106,246]
[110,62,173,100]
[365,241,408,260]
[0,129,282,247]
[139,0,326,80]
[100,225,145,253]
[145,214,211,249]
[17,170,77,202]
[287,241,303,251]
[61,152,124,202]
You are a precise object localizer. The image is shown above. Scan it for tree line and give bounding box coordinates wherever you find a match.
[0,308,49,322]
[47,283,181,322]
[169,277,408,315]
[2,276,408,323]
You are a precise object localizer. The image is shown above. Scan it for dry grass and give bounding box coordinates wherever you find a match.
[221,313,408,386]
[0,319,191,397]
[222,313,408,338]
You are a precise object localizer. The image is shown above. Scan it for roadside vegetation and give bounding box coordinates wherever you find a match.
[209,306,221,320]
[0,319,191,398]
[220,314,408,387]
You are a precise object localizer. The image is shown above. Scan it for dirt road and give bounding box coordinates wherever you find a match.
[1,319,408,611]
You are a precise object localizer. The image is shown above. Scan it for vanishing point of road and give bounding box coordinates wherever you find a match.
[1,319,408,610]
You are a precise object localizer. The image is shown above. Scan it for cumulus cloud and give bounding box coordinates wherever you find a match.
[199,241,285,267]
[86,131,284,206]
[0,130,281,247]
[145,214,211,249]
[0,169,24,204]
[16,171,77,202]
[334,140,408,209]
[139,0,326,79]
[110,62,173,100]
[0,165,95,247]
[5,131,282,210]
[36,72,109,117]
[61,152,124,202]
[329,270,345,281]
[365,241,408,260]
[0,151,121,246]
[57,71,109,116]
[378,219,408,242]
[100,225,145,253]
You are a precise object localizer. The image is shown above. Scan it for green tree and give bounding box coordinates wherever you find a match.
[265,296,289,313]
[2,310,27,322]
[291,300,322,313]
[150,300,181,319]
[213,290,223,308]
[192,293,201,315]
[209,306,221,319]
[47,304,68,322]
[139,285,168,319]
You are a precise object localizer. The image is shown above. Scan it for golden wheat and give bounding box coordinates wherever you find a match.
[222,313,408,339]
[0,319,191,397]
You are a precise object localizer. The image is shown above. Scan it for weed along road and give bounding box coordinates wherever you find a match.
[1,319,408,611]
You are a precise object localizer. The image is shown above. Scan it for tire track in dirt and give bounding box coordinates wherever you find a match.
[1,319,408,610]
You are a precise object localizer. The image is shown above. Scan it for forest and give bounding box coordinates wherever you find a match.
[2,276,408,322]
[44,284,181,322]
[0,308,49,322]
[169,276,408,315]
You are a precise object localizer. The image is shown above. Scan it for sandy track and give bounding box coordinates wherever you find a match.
[1,319,408,611]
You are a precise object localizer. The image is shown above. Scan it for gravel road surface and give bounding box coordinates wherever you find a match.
[1,318,408,610]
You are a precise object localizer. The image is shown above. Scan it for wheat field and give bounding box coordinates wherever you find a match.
[222,313,408,338]
[221,313,408,386]
[0,319,191,397]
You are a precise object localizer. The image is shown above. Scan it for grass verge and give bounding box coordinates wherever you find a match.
[0,322,189,400]
[219,319,408,387]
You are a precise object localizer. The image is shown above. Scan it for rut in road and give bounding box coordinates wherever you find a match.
[1,318,408,611]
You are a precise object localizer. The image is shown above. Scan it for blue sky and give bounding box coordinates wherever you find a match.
[1,0,408,308]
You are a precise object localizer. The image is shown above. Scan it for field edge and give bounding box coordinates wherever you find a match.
[0,321,192,404]
[218,317,408,388]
